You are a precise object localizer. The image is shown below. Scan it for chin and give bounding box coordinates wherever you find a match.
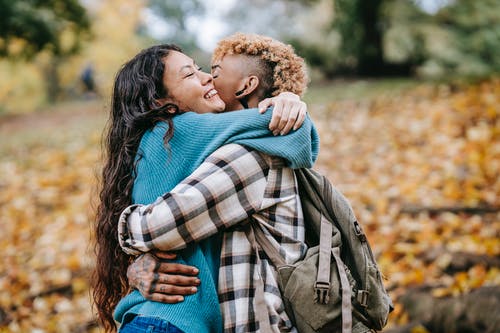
[210,101,225,113]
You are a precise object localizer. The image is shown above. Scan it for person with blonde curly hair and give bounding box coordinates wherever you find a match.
[211,33,308,115]
[119,33,317,332]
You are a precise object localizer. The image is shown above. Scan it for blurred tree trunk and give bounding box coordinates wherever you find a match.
[386,286,500,333]
[43,56,61,103]
[357,0,385,76]
[333,0,412,76]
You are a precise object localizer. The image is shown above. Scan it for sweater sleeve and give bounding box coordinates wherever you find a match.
[172,107,320,170]
[119,145,270,253]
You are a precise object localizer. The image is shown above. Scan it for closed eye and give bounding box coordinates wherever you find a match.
[211,65,220,79]
[185,66,203,78]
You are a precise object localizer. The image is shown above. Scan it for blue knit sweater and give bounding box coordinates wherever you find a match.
[114,108,319,333]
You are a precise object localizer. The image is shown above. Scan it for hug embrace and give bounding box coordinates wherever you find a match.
[92,33,392,333]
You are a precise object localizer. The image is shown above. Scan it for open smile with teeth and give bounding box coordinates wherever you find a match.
[204,89,218,99]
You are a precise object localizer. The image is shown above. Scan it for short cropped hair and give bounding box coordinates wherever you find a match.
[212,33,308,97]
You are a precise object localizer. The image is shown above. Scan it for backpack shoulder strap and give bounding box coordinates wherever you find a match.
[315,215,333,303]
[247,169,354,333]
[250,223,286,267]
[294,168,332,217]
[295,168,353,333]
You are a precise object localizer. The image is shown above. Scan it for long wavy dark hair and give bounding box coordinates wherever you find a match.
[92,44,182,332]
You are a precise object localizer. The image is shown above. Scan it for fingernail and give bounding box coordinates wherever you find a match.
[280,131,285,135]
[178,296,184,301]
[195,279,201,284]
[273,131,279,136]
[191,287,198,293]
[192,268,199,274]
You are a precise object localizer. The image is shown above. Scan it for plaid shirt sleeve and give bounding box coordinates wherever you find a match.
[118,144,273,255]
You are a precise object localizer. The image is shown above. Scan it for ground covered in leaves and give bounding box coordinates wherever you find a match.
[0,80,498,332]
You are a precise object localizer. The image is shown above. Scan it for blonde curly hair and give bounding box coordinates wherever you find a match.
[212,32,308,97]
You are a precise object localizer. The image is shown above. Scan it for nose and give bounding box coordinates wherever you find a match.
[200,70,213,85]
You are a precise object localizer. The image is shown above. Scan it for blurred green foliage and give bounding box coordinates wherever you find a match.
[213,0,500,77]
[0,0,92,103]
[0,0,499,114]
[0,0,151,113]
[288,0,500,78]
[428,0,500,77]
[142,0,212,69]
[0,0,91,58]
[145,0,203,54]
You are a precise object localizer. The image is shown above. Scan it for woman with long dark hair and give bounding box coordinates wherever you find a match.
[93,43,316,332]
[94,44,185,332]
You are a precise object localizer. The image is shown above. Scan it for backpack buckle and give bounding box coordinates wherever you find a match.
[314,282,330,304]
[354,221,367,242]
[357,289,369,307]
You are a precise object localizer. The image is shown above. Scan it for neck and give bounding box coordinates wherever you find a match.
[246,95,260,108]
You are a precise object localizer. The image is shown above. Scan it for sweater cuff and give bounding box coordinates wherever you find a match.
[118,204,144,256]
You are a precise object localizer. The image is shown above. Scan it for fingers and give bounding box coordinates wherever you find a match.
[258,98,273,114]
[157,273,200,287]
[137,273,200,304]
[276,102,291,135]
[269,99,283,133]
[269,98,308,134]
[153,283,199,296]
[128,253,202,305]
[145,276,200,304]
[276,91,300,101]
[157,262,199,275]
[280,104,300,135]
[293,101,307,130]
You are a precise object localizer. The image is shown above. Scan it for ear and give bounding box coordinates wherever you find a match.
[235,75,260,98]
[155,97,178,114]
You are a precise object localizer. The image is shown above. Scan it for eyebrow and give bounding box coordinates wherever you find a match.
[179,61,196,74]
[211,64,221,70]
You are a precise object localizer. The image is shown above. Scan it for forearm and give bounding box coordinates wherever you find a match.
[175,109,319,170]
[119,145,268,255]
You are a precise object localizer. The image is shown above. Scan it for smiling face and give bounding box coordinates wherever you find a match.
[162,51,225,113]
[211,54,248,111]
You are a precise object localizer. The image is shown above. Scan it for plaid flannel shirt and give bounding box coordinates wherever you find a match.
[119,144,307,333]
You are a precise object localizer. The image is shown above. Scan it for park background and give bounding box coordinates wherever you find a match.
[0,0,499,332]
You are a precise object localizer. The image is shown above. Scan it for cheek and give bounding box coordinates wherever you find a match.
[171,81,202,109]
[215,80,231,98]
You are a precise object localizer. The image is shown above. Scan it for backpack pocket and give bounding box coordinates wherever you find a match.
[277,246,343,332]
[364,264,393,330]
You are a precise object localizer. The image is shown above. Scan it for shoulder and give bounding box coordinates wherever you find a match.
[205,144,270,171]
[136,122,169,153]
[143,121,170,140]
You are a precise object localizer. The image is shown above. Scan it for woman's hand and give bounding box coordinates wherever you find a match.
[127,252,200,303]
[258,92,307,135]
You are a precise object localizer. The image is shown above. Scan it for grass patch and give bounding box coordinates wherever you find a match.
[304,78,423,105]
[0,100,107,159]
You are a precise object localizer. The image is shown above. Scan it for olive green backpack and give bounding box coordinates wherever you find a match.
[248,168,393,333]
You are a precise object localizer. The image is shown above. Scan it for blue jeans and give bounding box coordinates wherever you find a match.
[119,316,185,333]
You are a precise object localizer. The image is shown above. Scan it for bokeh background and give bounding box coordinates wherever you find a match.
[0,0,499,332]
